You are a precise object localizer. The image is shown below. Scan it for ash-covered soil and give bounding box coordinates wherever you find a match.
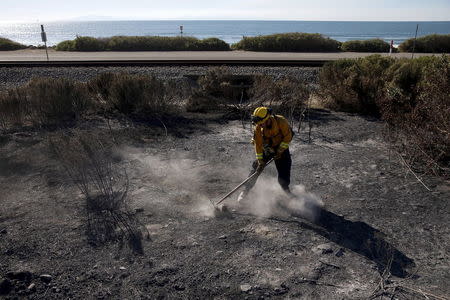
[0,110,449,299]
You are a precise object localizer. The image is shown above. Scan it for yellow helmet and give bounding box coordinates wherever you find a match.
[251,107,272,125]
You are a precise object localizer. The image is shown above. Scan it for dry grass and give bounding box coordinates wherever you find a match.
[319,55,394,115]
[186,68,311,130]
[186,66,238,113]
[0,88,29,129]
[380,56,450,178]
[89,73,181,117]
[318,55,449,179]
[0,78,91,130]
[249,75,310,129]
[27,78,91,125]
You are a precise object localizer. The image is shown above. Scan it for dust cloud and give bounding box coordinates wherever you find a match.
[246,176,323,222]
[123,147,217,217]
[123,146,322,221]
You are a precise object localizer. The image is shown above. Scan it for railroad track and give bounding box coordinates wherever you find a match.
[0,59,328,67]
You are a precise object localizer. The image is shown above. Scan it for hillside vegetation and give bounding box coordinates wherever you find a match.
[0,37,27,51]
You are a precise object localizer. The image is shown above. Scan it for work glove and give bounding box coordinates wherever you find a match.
[263,145,275,157]
[274,149,284,160]
[256,159,266,173]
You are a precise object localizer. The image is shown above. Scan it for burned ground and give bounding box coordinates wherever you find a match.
[0,109,449,299]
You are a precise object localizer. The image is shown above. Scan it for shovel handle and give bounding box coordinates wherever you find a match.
[215,158,273,206]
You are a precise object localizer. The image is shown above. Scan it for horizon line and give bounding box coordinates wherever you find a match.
[2,19,450,24]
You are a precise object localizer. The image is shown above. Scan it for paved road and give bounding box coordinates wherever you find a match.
[0,49,439,62]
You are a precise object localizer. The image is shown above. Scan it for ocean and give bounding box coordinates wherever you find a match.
[1,20,449,47]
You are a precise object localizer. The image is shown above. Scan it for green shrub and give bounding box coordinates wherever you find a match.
[380,57,435,118]
[107,36,157,51]
[199,38,230,51]
[231,33,340,52]
[55,36,107,51]
[399,34,450,53]
[74,36,107,51]
[55,40,75,51]
[107,36,196,51]
[341,39,390,52]
[319,55,395,114]
[0,37,27,51]
[55,36,230,51]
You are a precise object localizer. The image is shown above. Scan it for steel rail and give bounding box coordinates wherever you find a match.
[0,59,328,68]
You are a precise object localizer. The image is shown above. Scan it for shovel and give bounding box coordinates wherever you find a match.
[213,158,274,211]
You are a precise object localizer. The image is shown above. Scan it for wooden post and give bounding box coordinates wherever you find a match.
[412,24,419,59]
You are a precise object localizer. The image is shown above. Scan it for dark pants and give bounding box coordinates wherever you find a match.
[244,148,292,193]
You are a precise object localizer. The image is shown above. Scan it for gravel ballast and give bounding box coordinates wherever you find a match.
[0,66,319,89]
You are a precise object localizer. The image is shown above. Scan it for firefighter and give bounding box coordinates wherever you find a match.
[238,107,293,202]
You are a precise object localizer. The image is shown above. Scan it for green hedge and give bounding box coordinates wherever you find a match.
[399,34,450,53]
[341,39,391,52]
[0,37,28,51]
[55,36,230,51]
[231,33,341,52]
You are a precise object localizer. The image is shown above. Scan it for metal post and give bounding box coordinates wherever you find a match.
[180,25,183,37]
[41,25,49,62]
[412,24,419,59]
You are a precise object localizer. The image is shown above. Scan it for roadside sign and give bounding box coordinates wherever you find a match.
[40,25,47,42]
[40,25,49,62]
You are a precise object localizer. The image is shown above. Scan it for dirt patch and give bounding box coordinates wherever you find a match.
[0,110,449,299]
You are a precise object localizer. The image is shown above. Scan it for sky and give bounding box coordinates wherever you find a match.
[1,0,450,22]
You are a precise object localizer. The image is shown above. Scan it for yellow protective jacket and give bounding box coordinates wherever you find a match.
[252,115,293,160]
